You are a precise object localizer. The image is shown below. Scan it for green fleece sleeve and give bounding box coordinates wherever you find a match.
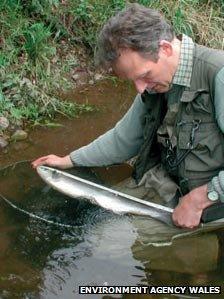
[69,93,146,167]
[214,67,224,132]
[208,67,224,198]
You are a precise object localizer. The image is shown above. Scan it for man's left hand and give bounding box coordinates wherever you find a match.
[172,184,213,229]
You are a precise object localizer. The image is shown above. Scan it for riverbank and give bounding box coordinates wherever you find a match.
[0,79,135,173]
[0,0,223,151]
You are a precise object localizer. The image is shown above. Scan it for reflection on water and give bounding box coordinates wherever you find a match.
[0,80,223,299]
[1,163,224,299]
[0,161,143,299]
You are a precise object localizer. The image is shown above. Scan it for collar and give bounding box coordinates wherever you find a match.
[172,34,194,88]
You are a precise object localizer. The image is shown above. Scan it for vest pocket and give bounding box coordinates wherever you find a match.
[178,123,224,172]
[181,90,211,118]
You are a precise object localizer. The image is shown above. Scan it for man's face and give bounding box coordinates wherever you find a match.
[113,43,176,94]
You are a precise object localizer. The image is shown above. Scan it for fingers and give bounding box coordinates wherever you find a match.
[172,207,201,229]
[31,154,73,169]
[31,155,58,168]
[172,215,196,229]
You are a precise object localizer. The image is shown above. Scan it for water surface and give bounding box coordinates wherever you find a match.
[0,80,224,299]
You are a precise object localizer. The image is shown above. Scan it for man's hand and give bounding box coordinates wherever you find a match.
[32,154,73,169]
[172,184,213,229]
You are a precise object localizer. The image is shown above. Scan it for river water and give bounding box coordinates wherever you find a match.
[0,80,224,299]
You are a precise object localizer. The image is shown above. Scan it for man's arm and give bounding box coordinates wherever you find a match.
[32,93,146,169]
[69,93,146,167]
[173,67,224,228]
[215,67,224,131]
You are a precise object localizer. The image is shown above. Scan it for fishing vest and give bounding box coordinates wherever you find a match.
[133,44,224,194]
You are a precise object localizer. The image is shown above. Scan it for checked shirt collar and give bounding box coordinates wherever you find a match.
[172,34,194,88]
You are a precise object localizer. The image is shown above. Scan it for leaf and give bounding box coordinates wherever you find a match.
[44,122,64,127]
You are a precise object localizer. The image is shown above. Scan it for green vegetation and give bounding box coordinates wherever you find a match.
[0,0,223,127]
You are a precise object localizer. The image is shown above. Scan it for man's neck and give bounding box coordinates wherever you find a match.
[170,37,182,79]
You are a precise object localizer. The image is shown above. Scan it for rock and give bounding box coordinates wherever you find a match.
[11,129,28,141]
[0,137,8,149]
[72,69,89,85]
[72,74,79,81]
[11,141,29,152]
[94,73,103,81]
[0,116,9,130]
[35,236,40,242]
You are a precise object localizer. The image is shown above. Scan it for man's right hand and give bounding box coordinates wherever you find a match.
[31,154,74,169]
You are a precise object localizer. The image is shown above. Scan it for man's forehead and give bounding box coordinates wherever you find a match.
[113,49,152,79]
[113,49,141,70]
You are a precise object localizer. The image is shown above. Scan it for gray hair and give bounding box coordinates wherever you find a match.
[95,3,175,69]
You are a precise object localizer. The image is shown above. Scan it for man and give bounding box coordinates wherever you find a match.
[32,3,224,229]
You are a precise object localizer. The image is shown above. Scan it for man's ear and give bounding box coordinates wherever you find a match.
[159,40,173,57]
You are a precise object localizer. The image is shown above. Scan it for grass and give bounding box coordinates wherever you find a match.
[0,0,223,128]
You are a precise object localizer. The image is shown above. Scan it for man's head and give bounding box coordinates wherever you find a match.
[95,3,180,93]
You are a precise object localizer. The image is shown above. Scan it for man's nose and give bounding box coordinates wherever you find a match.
[134,80,147,94]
